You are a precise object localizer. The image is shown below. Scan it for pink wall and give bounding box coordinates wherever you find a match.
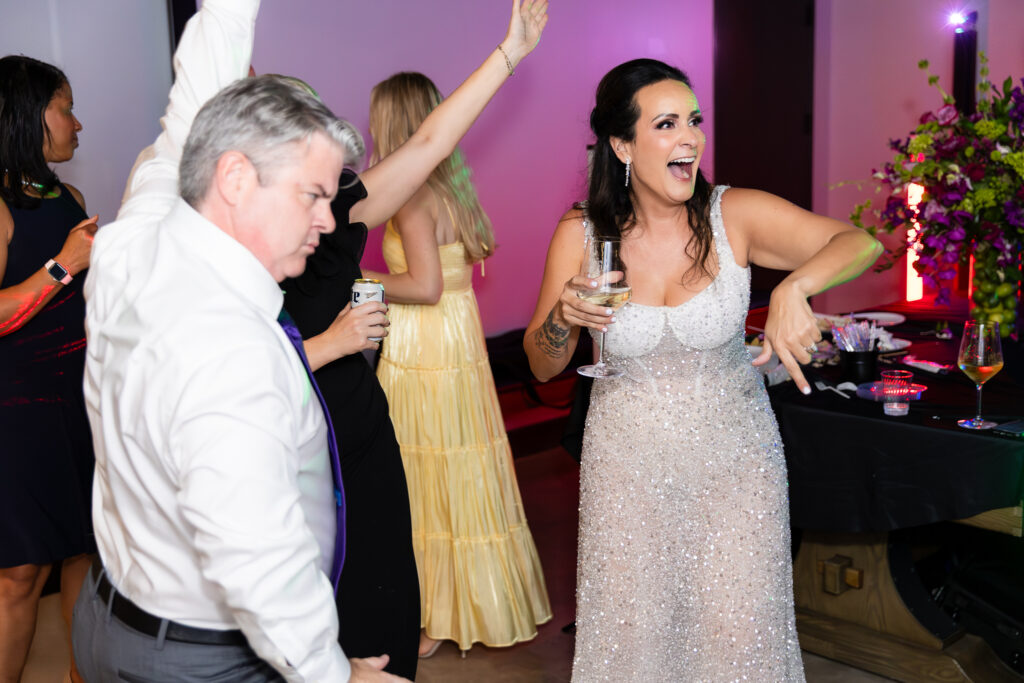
[987,0,1024,88]
[251,0,714,336]
[812,0,1024,314]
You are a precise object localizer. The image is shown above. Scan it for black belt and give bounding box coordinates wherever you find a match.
[91,560,248,647]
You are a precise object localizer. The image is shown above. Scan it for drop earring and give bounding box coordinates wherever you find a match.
[624,160,631,188]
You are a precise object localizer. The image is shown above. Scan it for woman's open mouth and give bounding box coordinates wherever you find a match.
[668,156,696,180]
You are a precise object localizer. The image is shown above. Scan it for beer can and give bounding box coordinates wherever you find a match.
[351,278,385,342]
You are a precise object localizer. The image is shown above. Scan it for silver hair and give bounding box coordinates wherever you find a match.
[179,74,364,206]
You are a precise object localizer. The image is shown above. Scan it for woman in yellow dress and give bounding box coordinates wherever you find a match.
[364,72,551,657]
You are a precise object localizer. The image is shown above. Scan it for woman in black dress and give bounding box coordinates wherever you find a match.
[283,1,548,676]
[0,55,99,683]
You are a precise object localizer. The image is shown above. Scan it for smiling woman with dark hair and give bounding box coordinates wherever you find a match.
[0,54,98,683]
[525,58,882,681]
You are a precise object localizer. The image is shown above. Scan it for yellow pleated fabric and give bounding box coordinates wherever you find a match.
[377,222,552,650]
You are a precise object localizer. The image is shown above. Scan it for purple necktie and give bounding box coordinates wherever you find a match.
[277,308,345,591]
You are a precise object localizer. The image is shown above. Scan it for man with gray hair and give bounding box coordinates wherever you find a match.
[74,1,403,680]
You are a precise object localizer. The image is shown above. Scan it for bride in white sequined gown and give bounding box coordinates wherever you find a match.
[572,187,804,681]
[523,59,881,682]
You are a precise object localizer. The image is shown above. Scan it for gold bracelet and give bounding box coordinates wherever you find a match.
[496,44,514,76]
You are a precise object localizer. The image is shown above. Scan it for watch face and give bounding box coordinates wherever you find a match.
[47,260,69,281]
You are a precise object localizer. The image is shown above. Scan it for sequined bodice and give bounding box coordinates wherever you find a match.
[595,186,753,389]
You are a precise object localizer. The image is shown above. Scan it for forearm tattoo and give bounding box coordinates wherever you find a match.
[534,309,571,359]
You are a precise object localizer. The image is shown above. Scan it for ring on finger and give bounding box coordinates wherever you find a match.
[804,343,817,354]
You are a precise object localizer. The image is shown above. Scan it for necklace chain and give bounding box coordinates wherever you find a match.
[20,178,59,197]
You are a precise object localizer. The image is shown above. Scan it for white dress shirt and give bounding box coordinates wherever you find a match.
[83,1,350,680]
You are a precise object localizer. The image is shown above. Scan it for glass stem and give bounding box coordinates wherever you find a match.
[974,383,983,421]
[596,330,607,366]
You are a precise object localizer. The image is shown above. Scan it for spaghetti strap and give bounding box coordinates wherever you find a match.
[440,195,457,228]
[439,197,485,276]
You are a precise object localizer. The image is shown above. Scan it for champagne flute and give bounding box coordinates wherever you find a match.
[956,320,1004,430]
[577,237,631,379]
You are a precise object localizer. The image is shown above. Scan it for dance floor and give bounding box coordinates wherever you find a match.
[23,446,888,681]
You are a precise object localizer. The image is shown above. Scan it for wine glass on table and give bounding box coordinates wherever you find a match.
[956,320,1004,430]
[577,237,631,378]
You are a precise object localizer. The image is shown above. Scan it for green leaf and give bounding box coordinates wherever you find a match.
[928,75,939,85]
[918,59,930,70]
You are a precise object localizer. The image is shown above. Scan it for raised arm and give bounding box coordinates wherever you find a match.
[349,0,548,228]
[723,188,882,393]
[116,0,260,223]
[88,0,261,325]
[524,209,615,382]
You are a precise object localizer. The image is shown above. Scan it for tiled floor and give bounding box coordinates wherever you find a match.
[23,447,891,682]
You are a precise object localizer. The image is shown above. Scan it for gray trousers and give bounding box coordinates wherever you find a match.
[72,566,284,682]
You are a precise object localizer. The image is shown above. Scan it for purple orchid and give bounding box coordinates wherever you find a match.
[922,200,944,220]
[937,104,960,126]
[1006,200,1024,229]
[1008,82,1024,129]
[881,195,911,227]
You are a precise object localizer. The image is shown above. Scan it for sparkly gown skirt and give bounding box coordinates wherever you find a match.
[377,231,552,650]
[571,338,805,682]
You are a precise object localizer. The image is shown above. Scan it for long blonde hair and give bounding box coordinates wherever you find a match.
[369,72,494,263]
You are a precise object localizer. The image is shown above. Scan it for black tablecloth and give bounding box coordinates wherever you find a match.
[771,312,1024,533]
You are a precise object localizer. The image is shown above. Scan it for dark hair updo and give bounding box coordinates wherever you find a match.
[587,58,715,282]
[0,55,69,209]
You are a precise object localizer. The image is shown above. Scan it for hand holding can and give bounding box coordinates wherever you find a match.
[352,278,386,342]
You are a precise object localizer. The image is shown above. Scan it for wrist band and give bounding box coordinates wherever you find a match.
[497,45,514,76]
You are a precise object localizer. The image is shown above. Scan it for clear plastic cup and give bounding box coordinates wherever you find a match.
[880,369,913,416]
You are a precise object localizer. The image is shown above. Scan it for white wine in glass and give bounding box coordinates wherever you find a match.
[577,287,632,309]
[577,237,631,379]
[956,320,1003,430]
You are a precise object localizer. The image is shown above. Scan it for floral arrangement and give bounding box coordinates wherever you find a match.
[850,54,1024,335]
